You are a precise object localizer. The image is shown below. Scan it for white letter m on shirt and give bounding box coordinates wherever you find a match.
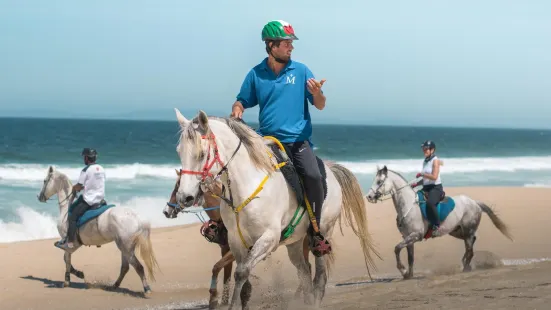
[286,74,296,84]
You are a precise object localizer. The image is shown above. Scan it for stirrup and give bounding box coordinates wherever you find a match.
[310,233,332,257]
[54,240,74,250]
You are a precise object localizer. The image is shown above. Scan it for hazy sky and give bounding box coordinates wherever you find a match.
[1,1,550,128]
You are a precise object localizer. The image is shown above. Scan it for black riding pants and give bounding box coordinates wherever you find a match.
[283,141,324,226]
[423,184,443,227]
[67,196,92,243]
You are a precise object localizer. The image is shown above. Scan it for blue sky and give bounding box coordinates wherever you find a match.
[1,1,550,128]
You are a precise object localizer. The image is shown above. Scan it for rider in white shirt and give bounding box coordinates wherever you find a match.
[55,148,106,250]
[412,140,443,237]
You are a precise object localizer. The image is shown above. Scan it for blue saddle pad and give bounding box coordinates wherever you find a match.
[69,203,116,228]
[417,191,455,223]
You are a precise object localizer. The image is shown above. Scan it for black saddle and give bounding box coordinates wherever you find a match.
[267,143,328,208]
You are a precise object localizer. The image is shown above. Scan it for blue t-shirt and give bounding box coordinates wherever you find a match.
[236,57,320,144]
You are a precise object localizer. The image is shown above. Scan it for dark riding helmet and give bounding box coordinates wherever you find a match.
[81,148,97,162]
[421,140,436,150]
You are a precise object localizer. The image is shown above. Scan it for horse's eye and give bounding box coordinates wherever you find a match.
[377,180,383,185]
[198,151,205,160]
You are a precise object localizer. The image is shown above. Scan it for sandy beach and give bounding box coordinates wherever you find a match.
[1,186,550,310]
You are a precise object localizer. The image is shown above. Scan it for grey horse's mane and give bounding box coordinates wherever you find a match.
[379,167,409,184]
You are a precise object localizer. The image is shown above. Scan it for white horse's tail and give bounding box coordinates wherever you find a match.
[476,201,514,241]
[328,162,382,280]
[133,221,160,281]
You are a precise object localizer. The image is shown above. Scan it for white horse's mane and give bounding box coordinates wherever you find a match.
[178,115,275,174]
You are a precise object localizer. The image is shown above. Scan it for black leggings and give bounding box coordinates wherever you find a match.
[283,141,324,226]
[67,196,92,243]
[423,184,443,227]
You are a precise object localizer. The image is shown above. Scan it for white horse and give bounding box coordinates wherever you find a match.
[172,109,380,309]
[37,166,159,292]
[365,165,513,279]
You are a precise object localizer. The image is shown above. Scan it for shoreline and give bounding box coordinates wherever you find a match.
[2,186,550,246]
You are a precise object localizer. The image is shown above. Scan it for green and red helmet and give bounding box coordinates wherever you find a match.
[261,20,299,41]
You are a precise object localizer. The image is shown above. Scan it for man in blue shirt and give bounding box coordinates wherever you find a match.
[231,20,330,256]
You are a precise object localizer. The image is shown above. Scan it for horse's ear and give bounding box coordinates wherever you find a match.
[175,169,180,176]
[197,110,209,131]
[382,165,388,175]
[174,108,190,127]
[49,166,55,173]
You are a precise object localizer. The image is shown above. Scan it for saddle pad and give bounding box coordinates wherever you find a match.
[417,191,455,223]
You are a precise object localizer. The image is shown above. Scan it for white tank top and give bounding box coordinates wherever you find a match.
[422,155,442,185]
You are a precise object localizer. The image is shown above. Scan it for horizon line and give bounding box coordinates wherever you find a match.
[1,115,550,131]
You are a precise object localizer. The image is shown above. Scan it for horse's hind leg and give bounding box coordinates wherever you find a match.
[462,234,476,272]
[112,253,130,289]
[128,251,151,293]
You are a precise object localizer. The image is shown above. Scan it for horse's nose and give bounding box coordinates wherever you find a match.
[184,196,194,203]
[163,210,170,218]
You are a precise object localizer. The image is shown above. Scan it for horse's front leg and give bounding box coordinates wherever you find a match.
[221,245,233,306]
[210,249,235,309]
[395,233,422,279]
[63,252,72,287]
[229,231,278,310]
[294,236,311,299]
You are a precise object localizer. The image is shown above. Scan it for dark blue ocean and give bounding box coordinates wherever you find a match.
[2,117,551,242]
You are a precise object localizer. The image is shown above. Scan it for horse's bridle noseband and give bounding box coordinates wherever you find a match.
[177,131,243,209]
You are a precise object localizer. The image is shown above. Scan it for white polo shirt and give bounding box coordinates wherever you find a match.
[78,164,106,205]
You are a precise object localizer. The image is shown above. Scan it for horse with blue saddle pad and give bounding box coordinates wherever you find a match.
[417,190,456,226]
[366,166,513,280]
[38,166,159,293]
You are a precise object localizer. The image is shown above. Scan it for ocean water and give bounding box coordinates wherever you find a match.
[2,117,551,243]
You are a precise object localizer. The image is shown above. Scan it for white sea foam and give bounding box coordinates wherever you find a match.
[0,196,201,243]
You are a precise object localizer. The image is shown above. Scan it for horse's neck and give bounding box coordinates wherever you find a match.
[388,173,418,217]
[56,176,73,224]
[213,127,273,201]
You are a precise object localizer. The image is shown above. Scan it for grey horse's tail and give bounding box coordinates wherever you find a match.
[477,201,513,241]
[133,221,160,281]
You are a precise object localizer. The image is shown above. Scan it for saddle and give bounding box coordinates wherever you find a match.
[89,199,108,210]
[68,197,115,247]
[267,143,328,207]
[422,190,448,203]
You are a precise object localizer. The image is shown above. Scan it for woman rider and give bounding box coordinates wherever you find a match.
[413,140,443,237]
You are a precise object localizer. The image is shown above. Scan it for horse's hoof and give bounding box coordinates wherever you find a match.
[403,273,413,280]
[74,271,85,279]
[463,266,472,272]
[63,281,70,288]
[209,300,219,309]
[144,285,152,294]
[304,293,315,305]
